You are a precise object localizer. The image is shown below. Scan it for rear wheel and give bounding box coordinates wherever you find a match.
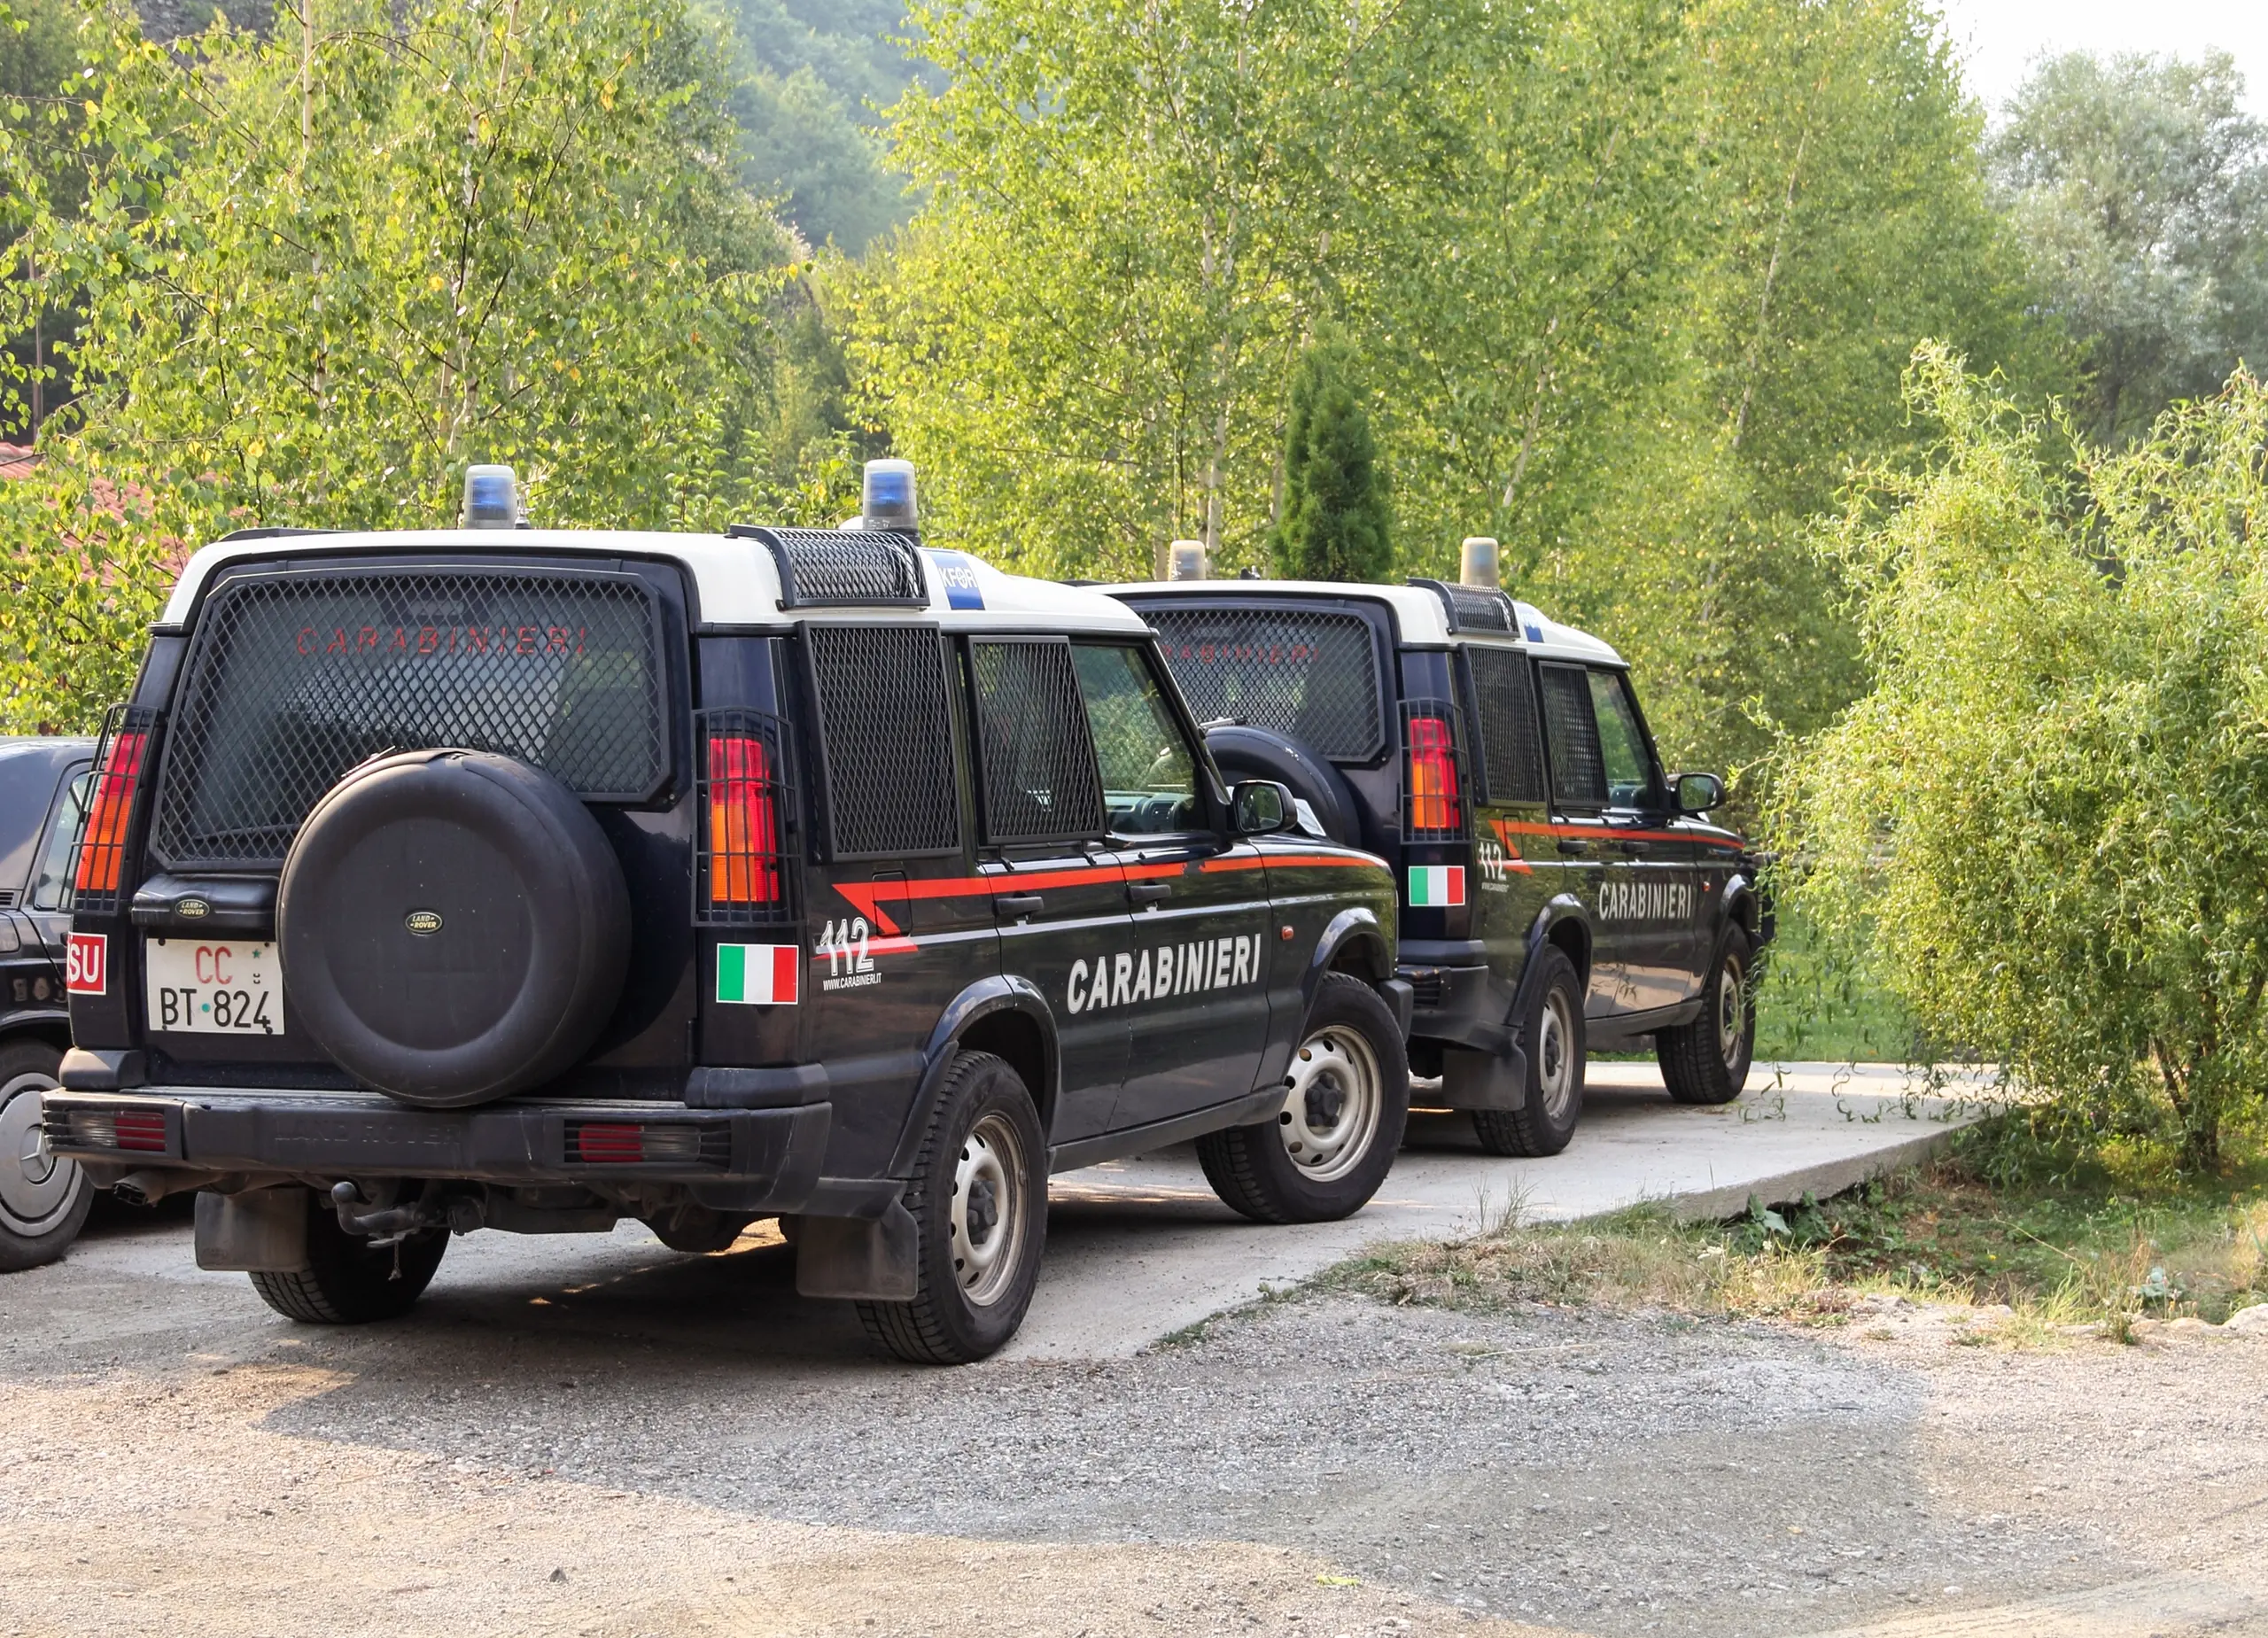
[858,1052,1046,1365]
[1657,929,1756,1106]
[1473,945,1586,1157]
[1197,974,1410,1223]
[248,1188,447,1323]
[0,1040,89,1272]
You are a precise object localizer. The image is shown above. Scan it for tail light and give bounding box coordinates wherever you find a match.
[74,726,150,898]
[64,1108,169,1153]
[1405,713,1463,837]
[699,718,791,920]
[569,1122,718,1166]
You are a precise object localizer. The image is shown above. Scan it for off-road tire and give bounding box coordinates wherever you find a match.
[1657,928,1756,1106]
[1197,974,1410,1224]
[248,1188,447,1323]
[858,1052,1046,1366]
[0,1039,89,1271]
[1474,945,1586,1157]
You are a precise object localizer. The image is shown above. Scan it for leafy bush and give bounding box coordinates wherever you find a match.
[1775,344,2268,1168]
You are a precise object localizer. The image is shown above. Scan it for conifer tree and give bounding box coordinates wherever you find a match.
[1270,345,1392,582]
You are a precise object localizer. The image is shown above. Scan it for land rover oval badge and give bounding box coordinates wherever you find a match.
[176,897,212,920]
[405,909,444,936]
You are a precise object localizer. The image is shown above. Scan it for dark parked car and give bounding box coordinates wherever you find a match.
[0,735,97,1269]
[43,465,1410,1362]
[1107,577,1771,1158]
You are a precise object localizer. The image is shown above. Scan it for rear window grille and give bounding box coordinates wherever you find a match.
[968,640,1107,845]
[736,526,927,609]
[804,624,962,858]
[1539,664,1607,807]
[1462,647,1547,805]
[1146,607,1385,761]
[151,570,669,868]
[1410,578,1517,635]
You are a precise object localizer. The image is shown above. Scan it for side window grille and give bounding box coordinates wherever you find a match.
[734,526,927,609]
[694,710,799,927]
[1408,578,1517,635]
[804,624,962,859]
[968,640,1107,845]
[151,568,670,869]
[1461,646,1547,805]
[66,703,163,918]
[1399,698,1469,842]
[1145,606,1386,761]
[1538,664,1608,807]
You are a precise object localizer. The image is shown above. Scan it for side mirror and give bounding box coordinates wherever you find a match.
[1673,772,1725,815]
[1231,780,1295,836]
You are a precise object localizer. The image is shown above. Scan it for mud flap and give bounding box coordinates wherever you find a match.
[194,1187,311,1272]
[1438,1044,1530,1112]
[794,1200,920,1300]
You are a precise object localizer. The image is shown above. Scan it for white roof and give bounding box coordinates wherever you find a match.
[157,529,1152,637]
[1097,578,1622,665]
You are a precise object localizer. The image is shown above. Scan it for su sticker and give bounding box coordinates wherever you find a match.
[66,932,107,996]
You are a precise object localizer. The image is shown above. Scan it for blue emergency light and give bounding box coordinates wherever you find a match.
[462,464,518,529]
[862,459,918,532]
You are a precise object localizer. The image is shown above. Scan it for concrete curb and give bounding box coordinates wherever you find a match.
[1651,1123,1966,1224]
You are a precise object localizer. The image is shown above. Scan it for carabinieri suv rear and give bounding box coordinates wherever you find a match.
[44,465,1409,1363]
[1108,576,1770,1159]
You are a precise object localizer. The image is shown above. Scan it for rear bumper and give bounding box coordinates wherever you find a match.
[1399,960,1511,1054]
[40,1088,832,1215]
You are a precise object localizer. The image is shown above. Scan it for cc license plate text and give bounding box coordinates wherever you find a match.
[144,938,284,1036]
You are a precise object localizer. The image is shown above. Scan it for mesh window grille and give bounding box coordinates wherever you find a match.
[1539,664,1607,807]
[739,527,927,609]
[1410,579,1518,635]
[695,710,799,927]
[1462,646,1547,805]
[1146,607,1385,761]
[969,641,1107,844]
[804,624,962,858]
[150,570,669,869]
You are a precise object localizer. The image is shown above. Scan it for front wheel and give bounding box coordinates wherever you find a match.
[248,1188,447,1323]
[1657,929,1756,1105]
[1197,974,1410,1224]
[1473,944,1587,1157]
[0,1041,89,1272]
[858,1051,1047,1365]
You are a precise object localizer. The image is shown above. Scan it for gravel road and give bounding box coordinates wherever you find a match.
[4,1211,2264,1637]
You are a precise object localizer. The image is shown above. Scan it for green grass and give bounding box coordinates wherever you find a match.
[1753,904,1917,1064]
[1331,1124,2268,1339]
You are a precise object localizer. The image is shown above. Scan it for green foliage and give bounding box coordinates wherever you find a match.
[1988,50,2268,449]
[855,0,2058,770]
[1269,345,1390,582]
[714,0,919,253]
[0,0,813,732]
[1774,345,2268,1169]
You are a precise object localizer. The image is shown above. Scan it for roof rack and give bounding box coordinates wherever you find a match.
[1407,578,1517,636]
[213,526,344,544]
[726,524,928,611]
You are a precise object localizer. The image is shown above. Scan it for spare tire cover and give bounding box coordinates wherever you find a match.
[1204,725,1362,847]
[278,750,632,1109]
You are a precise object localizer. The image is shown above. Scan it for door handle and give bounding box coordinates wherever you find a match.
[1127,882,1172,905]
[994,894,1045,918]
[1618,839,1651,856]
[1557,838,1590,856]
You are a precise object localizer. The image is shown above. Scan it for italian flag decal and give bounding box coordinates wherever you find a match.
[717,943,801,1005]
[1409,866,1466,908]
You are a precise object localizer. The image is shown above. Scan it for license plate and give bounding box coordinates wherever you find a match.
[144,938,284,1036]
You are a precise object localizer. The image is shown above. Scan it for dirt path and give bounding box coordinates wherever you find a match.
[4,1216,2265,1637]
